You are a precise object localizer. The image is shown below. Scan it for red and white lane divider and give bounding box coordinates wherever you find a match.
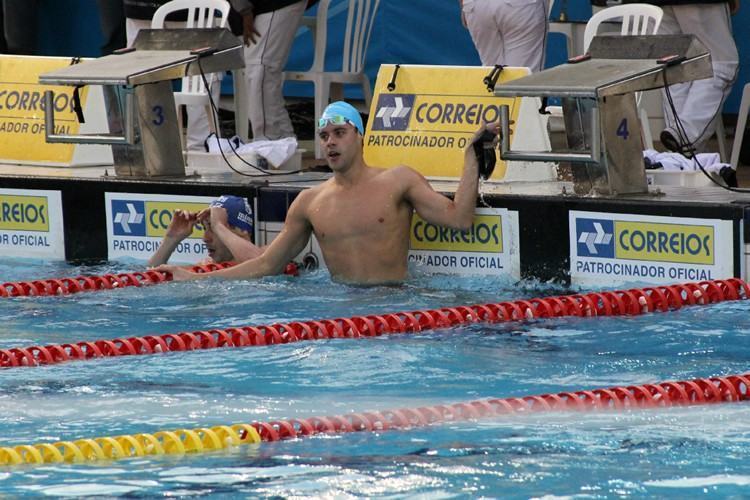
[0,261,300,297]
[0,262,231,297]
[1,278,746,369]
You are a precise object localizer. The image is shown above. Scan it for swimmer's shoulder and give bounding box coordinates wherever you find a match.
[290,182,329,213]
[298,180,330,200]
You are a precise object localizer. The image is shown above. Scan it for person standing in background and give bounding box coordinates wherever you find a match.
[0,4,5,53]
[635,0,740,154]
[460,0,549,72]
[96,0,127,55]
[2,0,38,55]
[230,0,312,141]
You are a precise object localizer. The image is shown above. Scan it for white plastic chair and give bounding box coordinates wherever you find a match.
[583,4,663,54]
[730,83,750,169]
[151,0,231,146]
[284,0,380,158]
[583,4,662,148]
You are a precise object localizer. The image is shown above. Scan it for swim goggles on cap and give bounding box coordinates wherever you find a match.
[317,115,354,129]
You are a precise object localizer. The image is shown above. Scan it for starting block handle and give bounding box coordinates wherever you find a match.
[44,89,135,145]
[499,103,601,164]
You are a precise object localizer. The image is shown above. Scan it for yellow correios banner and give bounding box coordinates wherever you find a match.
[613,221,714,265]
[145,202,208,238]
[410,212,503,253]
[0,55,89,164]
[363,64,527,178]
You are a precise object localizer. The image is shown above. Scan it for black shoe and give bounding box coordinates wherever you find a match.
[719,166,738,188]
[660,129,682,153]
[644,157,663,170]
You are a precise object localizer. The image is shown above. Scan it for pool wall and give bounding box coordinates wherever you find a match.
[0,174,745,287]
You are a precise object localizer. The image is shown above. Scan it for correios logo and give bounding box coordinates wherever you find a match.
[112,199,208,237]
[0,195,49,231]
[372,94,414,131]
[373,94,504,133]
[615,221,713,265]
[576,217,714,265]
[576,218,614,258]
[112,200,145,236]
[410,213,502,253]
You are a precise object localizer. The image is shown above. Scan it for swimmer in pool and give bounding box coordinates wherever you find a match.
[157,101,497,285]
[148,195,262,267]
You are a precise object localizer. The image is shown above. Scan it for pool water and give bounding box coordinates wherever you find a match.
[1,261,750,497]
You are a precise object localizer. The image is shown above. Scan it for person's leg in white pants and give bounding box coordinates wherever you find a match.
[659,3,739,151]
[185,76,222,151]
[463,0,548,72]
[243,0,306,141]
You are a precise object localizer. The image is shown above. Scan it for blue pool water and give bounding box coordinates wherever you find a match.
[1,261,750,497]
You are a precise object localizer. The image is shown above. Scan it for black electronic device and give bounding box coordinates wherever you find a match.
[567,53,591,64]
[113,46,136,55]
[472,129,497,180]
[656,54,686,66]
[190,46,218,57]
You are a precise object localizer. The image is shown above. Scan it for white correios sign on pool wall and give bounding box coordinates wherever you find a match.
[0,188,65,259]
[105,193,219,264]
[570,210,735,287]
[408,207,520,278]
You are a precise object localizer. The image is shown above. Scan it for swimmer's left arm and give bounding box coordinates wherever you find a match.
[403,171,473,230]
[405,123,499,229]
[204,207,264,263]
[218,225,264,262]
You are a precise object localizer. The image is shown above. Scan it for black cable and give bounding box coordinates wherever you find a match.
[661,68,747,192]
[194,58,306,177]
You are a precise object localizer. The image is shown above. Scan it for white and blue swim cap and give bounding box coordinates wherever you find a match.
[317,101,364,135]
[210,195,253,234]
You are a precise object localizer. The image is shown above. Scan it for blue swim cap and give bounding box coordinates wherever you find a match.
[318,101,364,135]
[210,195,253,234]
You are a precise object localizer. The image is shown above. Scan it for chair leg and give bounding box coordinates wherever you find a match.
[205,101,219,138]
[177,104,186,152]
[716,117,728,163]
[362,75,373,109]
[330,82,344,103]
[731,83,750,169]
[314,79,330,159]
[233,69,249,142]
[639,105,653,150]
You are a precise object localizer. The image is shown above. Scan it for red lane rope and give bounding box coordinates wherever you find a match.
[1,278,747,369]
[0,262,300,298]
[244,372,750,442]
[0,263,231,298]
[3,372,748,467]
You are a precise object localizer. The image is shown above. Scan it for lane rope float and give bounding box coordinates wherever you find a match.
[0,263,231,297]
[0,278,747,369]
[0,261,300,298]
[2,372,748,466]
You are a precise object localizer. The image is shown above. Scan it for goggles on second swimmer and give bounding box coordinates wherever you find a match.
[317,115,355,130]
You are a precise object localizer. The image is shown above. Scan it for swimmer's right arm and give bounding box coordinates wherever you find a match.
[147,210,197,267]
[156,193,313,281]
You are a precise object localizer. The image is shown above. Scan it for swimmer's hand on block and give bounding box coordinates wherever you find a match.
[472,129,498,180]
[468,122,509,181]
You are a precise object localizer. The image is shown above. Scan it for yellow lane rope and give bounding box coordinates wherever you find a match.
[0,424,261,465]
